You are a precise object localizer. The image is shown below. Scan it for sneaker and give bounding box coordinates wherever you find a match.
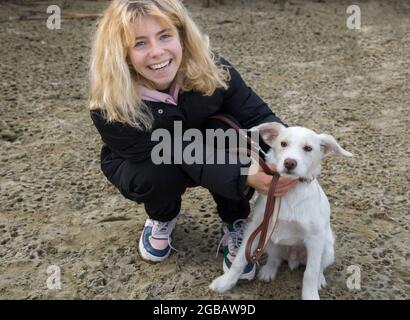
[219,219,256,280]
[138,216,178,262]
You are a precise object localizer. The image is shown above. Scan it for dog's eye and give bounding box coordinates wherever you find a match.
[303,145,312,152]
[281,141,287,148]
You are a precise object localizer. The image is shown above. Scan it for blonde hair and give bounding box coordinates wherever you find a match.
[88,0,230,130]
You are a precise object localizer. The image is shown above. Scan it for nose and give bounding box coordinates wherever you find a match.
[284,158,297,171]
[149,40,164,58]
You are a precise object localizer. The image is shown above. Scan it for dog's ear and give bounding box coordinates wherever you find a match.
[250,122,285,145]
[318,133,353,158]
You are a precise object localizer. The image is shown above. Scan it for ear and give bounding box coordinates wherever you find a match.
[250,122,285,145]
[318,133,353,157]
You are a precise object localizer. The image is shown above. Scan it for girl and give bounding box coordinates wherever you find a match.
[88,0,296,280]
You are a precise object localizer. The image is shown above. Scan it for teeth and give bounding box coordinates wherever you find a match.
[149,60,170,70]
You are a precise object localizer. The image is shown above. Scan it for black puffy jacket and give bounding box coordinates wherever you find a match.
[90,58,285,201]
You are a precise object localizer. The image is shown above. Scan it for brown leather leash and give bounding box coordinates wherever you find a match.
[209,115,281,263]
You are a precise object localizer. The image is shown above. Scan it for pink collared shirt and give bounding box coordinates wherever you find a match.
[139,81,180,106]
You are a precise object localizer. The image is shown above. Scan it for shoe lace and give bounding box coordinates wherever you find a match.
[215,219,247,257]
[151,218,178,252]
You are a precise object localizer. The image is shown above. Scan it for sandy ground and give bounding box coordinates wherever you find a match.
[0,0,409,300]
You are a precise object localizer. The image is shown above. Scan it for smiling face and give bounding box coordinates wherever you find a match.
[128,15,183,91]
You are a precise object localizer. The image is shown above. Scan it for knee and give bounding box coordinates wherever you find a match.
[107,160,192,203]
[145,164,190,199]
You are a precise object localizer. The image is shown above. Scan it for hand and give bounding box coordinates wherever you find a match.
[246,163,298,196]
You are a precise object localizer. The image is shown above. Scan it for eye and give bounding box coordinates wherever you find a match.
[134,41,146,48]
[303,145,312,152]
[281,141,287,148]
[160,33,172,40]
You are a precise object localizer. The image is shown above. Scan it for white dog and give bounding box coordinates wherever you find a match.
[209,122,352,300]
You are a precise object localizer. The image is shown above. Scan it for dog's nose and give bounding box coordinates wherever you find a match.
[284,158,297,170]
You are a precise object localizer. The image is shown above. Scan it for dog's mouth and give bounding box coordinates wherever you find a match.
[280,170,314,183]
[281,170,299,179]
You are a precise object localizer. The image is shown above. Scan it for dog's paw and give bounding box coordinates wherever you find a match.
[258,265,278,282]
[318,274,327,290]
[209,274,236,293]
[302,289,320,300]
